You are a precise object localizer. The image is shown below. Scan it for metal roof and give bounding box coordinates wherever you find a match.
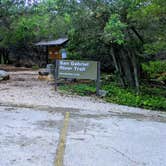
[35,38,68,46]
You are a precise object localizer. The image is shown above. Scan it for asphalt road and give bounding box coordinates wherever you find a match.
[0,106,166,166]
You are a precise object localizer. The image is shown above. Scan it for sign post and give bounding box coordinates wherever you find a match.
[55,60,100,95]
[96,62,100,96]
[55,60,59,91]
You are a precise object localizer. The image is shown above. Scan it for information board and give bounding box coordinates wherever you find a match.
[57,60,98,80]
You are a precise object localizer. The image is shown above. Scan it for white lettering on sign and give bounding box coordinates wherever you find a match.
[59,66,72,71]
[59,72,80,76]
[58,60,98,80]
[60,61,70,66]
[70,61,89,67]
[74,67,86,72]
[59,61,88,73]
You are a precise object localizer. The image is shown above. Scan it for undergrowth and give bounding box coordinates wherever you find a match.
[59,82,166,111]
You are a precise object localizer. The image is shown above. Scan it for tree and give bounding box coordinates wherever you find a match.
[0,0,165,89]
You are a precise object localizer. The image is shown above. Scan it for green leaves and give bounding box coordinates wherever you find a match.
[60,82,166,110]
[127,0,166,55]
[142,60,166,82]
[104,14,127,45]
[104,83,166,111]
[10,14,50,44]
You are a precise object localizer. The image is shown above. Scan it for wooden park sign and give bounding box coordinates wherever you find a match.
[55,60,100,95]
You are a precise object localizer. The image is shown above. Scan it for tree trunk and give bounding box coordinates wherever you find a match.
[131,50,140,93]
[120,49,135,87]
[0,52,1,64]
[111,45,125,87]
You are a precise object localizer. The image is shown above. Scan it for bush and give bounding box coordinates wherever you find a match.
[142,60,166,82]
[59,82,166,111]
[32,65,39,70]
[103,84,166,111]
[59,83,96,96]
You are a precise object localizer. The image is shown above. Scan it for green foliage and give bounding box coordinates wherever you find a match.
[0,0,70,47]
[0,55,4,64]
[67,52,82,60]
[59,83,96,96]
[1,0,165,55]
[144,42,166,55]
[103,84,166,111]
[0,0,165,91]
[127,0,166,54]
[104,14,127,45]
[32,65,39,70]
[59,81,166,111]
[10,15,49,44]
[142,60,166,82]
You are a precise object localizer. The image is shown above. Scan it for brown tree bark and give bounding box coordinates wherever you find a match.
[111,45,125,87]
[130,50,140,93]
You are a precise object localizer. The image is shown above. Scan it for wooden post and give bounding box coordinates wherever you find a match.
[96,62,100,96]
[55,60,59,91]
[46,46,49,65]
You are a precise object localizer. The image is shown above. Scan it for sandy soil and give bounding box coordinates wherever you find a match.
[0,70,165,117]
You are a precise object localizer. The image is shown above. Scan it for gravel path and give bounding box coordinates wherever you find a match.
[0,71,165,117]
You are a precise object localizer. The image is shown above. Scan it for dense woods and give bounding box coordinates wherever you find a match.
[0,0,166,109]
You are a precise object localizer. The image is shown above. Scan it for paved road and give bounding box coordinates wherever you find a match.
[0,106,166,166]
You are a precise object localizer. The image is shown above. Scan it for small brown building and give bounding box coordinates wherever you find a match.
[35,38,68,64]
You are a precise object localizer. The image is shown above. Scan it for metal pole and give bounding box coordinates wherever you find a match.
[96,62,100,96]
[55,60,59,91]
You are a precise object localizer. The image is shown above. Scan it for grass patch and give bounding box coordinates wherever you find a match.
[32,65,40,70]
[59,83,96,96]
[59,82,166,111]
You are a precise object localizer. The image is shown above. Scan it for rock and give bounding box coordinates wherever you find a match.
[0,70,9,81]
[38,68,54,81]
[99,90,107,97]
[38,74,54,81]
[38,69,49,76]
[46,64,55,74]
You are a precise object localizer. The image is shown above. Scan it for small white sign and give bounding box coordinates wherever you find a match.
[61,50,67,59]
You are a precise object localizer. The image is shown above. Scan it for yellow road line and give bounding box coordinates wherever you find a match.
[55,112,70,166]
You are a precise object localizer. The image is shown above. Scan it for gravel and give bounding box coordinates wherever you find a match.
[0,71,165,117]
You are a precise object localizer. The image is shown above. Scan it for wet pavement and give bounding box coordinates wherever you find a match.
[0,106,166,166]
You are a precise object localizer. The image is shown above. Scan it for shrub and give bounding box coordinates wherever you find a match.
[59,83,96,96]
[32,65,39,70]
[142,60,166,82]
[59,82,166,111]
[103,84,166,111]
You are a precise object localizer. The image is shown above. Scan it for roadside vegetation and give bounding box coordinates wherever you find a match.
[59,60,166,111]
[59,81,166,111]
[0,0,166,111]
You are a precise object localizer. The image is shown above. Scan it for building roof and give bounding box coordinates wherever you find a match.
[35,38,68,46]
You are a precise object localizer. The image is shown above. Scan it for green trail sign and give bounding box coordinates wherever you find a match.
[55,60,100,95]
[57,60,98,80]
